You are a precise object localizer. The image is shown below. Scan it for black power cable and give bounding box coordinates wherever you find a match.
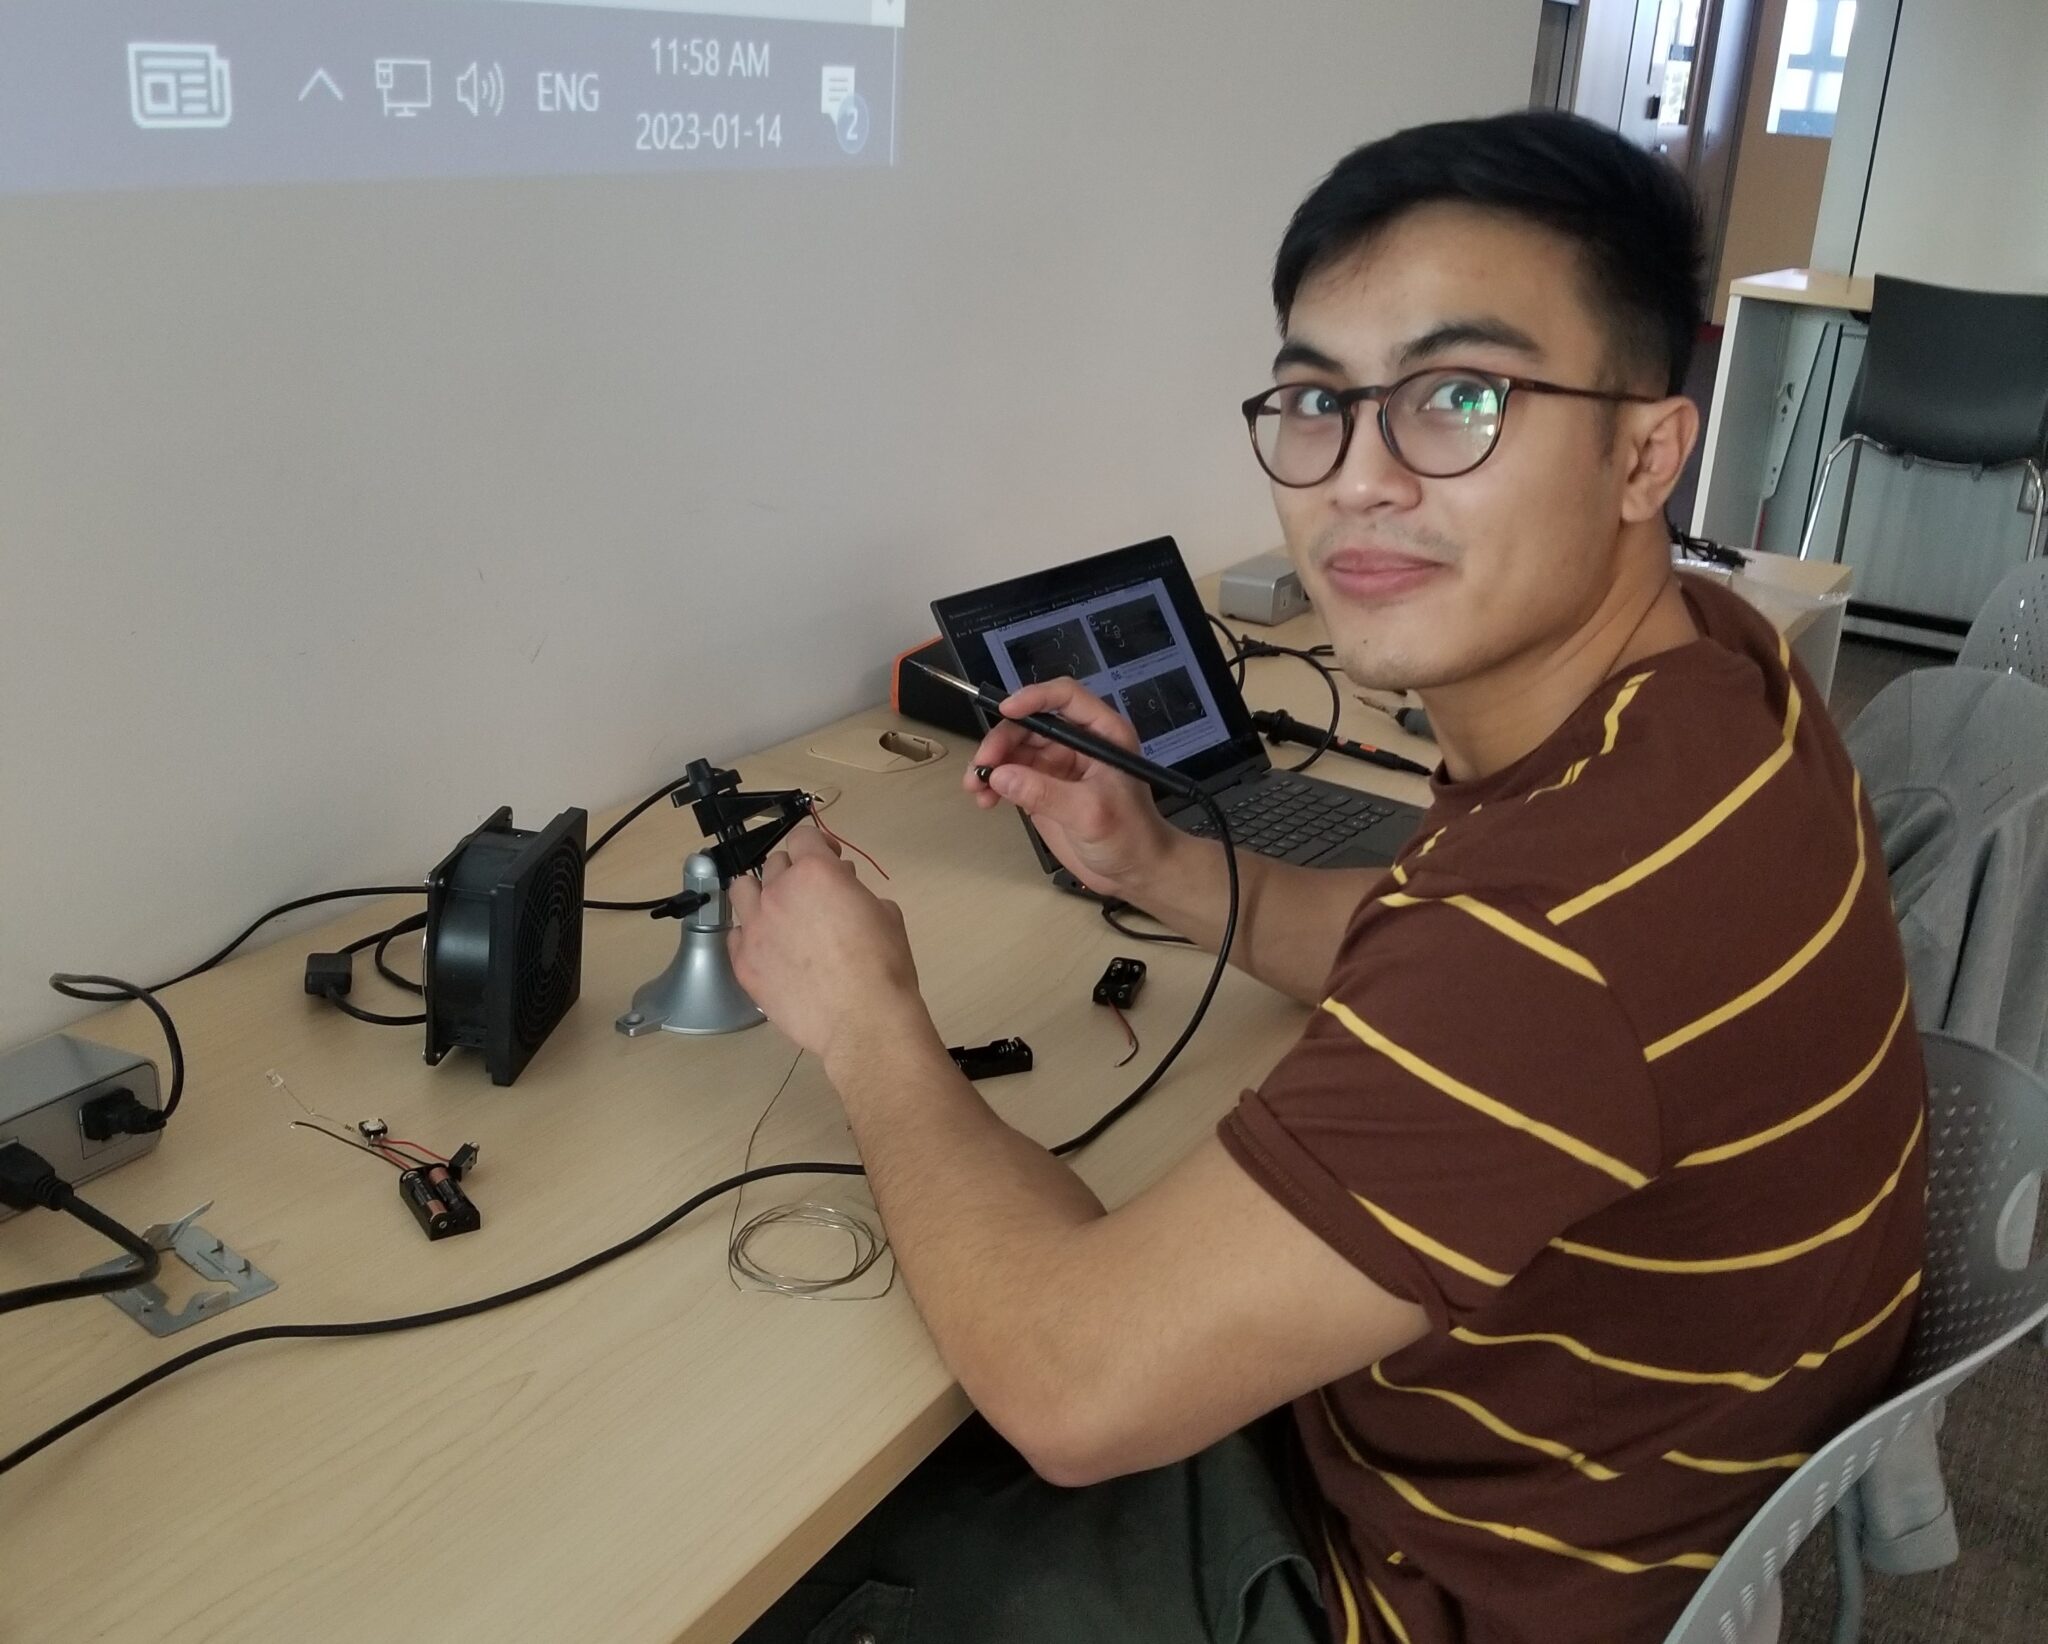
[46,975,185,1123]
[0,1144,164,1317]
[1099,900,1196,947]
[145,887,430,992]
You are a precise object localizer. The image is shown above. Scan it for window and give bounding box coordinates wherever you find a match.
[1768,0,1857,137]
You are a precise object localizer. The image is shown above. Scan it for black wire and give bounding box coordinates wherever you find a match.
[145,887,427,992]
[1099,900,1196,947]
[318,991,426,1028]
[288,1121,408,1170]
[1276,653,1343,774]
[1051,804,1238,1157]
[1205,618,1341,774]
[0,1158,857,1479]
[1206,613,1250,689]
[587,776,690,861]
[46,974,185,1121]
[372,916,426,996]
[0,1190,162,1317]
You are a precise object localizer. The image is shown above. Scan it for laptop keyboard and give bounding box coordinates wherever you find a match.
[1179,773,1405,865]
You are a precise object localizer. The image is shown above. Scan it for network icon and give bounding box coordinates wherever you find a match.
[375,58,432,118]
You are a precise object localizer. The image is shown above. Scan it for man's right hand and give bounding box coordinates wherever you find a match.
[964,678,1178,901]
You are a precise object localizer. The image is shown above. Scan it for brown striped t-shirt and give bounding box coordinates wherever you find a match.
[1219,575,1927,1644]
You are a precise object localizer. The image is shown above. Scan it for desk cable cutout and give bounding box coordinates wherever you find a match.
[3,735,1238,1481]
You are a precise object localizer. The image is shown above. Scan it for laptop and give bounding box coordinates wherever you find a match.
[932,536,1427,895]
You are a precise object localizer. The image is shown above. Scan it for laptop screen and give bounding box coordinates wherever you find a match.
[931,536,1268,792]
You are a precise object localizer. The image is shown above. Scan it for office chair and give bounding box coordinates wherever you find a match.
[1661,1032,2048,1644]
[1798,277,2048,633]
[1957,559,2048,685]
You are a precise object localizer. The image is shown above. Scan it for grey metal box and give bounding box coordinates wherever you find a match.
[0,1034,161,1221]
[1217,551,1311,626]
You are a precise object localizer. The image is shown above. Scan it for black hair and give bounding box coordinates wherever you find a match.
[1273,110,1706,396]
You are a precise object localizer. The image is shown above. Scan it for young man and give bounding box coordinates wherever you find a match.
[730,111,1926,1644]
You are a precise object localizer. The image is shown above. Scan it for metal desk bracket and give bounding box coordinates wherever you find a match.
[80,1201,277,1336]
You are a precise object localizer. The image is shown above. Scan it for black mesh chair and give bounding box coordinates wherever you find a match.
[1799,276,2048,631]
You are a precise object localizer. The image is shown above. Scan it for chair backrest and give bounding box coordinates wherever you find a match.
[1662,1032,2048,1644]
[1841,276,2048,467]
[1958,560,2048,685]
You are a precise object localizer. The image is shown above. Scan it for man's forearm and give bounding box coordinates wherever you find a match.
[822,1015,1120,1454]
[1118,831,1379,1006]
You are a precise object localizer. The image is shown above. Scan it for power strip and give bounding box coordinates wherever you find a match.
[0,1034,161,1223]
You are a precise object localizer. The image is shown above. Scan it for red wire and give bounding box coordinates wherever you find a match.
[811,811,890,880]
[380,1137,448,1163]
[1109,1004,1139,1068]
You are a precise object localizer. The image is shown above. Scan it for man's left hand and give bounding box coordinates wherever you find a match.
[726,827,932,1066]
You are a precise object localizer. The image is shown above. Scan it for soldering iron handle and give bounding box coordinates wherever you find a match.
[1007,708,1203,801]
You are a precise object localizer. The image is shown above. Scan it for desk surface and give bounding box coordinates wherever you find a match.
[0,567,1826,1644]
[1727,267,1875,313]
[0,586,1430,1644]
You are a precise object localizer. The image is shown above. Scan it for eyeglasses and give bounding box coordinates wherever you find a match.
[1241,367,1658,488]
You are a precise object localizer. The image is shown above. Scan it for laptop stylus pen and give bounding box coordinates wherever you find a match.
[903,658,1204,801]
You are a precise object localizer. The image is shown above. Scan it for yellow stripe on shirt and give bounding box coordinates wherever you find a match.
[1549,638,1801,926]
[1378,893,1608,986]
[1645,777,1867,1062]
[1319,1393,1718,1575]
[1549,1109,1921,1273]
[1371,1364,1621,1481]
[1663,1448,1810,1475]
[1601,671,1656,755]
[1526,757,1590,801]
[1678,979,1912,1166]
[1451,1269,1921,1391]
[1352,1190,1516,1287]
[1322,1528,1363,1644]
[1365,1578,1415,1644]
[1323,1000,1648,1188]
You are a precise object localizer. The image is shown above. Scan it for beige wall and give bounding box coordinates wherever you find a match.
[0,2,1539,1046]
[1712,0,1833,321]
[1849,0,2048,288]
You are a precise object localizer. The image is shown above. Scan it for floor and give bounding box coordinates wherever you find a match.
[1781,1344,2048,1642]
[1827,636,1951,729]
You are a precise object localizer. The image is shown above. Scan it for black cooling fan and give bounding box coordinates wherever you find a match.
[422,806,587,1086]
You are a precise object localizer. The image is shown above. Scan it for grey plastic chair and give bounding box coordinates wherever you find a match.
[1797,277,2048,640]
[1662,1031,2048,1644]
[1958,559,2048,685]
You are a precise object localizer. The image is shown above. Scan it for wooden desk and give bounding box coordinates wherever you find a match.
[0,617,1423,1644]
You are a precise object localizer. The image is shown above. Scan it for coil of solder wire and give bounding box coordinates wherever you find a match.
[728,1200,890,1298]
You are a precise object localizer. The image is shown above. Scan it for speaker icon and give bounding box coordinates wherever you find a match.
[456,60,505,117]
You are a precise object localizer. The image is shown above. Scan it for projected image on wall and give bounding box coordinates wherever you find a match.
[0,0,905,194]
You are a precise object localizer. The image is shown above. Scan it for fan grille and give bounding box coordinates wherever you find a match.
[514,843,583,1049]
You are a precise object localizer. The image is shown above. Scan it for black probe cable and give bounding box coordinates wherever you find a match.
[1206,614,1341,773]
[1,697,1238,1482]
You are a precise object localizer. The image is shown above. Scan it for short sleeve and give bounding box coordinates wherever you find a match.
[1218,891,1663,1333]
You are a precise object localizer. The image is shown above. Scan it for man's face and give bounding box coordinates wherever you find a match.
[1269,203,1652,692]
